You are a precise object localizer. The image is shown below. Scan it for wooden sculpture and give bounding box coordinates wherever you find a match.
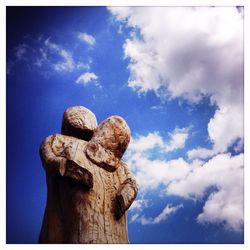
[39,106,138,243]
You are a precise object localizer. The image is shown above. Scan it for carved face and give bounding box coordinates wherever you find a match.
[86,116,131,171]
[61,106,97,141]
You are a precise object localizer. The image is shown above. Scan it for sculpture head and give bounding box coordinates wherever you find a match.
[86,116,131,172]
[61,106,97,141]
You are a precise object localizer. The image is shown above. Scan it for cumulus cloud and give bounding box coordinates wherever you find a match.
[129,128,189,155]
[128,154,191,191]
[207,106,243,153]
[185,154,242,231]
[167,153,243,196]
[197,188,243,231]
[109,7,243,103]
[75,72,98,85]
[165,128,189,152]
[166,153,244,232]
[78,32,96,46]
[187,105,243,160]
[187,147,216,160]
[129,132,164,153]
[110,10,244,229]
[109,7,243,158]
[125,130,192,191]
[126,130,243,231]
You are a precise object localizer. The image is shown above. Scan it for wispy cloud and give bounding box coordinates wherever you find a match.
[33,48,48,67]
[135,204,183,225]
[150,105,164,110]
[75,72,98,85]
[78,32,96,46]
[130,198,151,211]
[44,38,75,72]
[14,43,29,60]
[8,36,93,77]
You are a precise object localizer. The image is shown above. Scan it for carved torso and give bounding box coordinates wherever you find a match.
[39,134,137,243]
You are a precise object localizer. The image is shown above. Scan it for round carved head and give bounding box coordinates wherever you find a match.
[86,116,131,171]
[61,106,97,141]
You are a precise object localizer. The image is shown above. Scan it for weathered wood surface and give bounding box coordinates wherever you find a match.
[61,106,97,141]
[39,109,138,244]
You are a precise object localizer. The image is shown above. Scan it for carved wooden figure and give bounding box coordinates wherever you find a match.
[39,106,138,244]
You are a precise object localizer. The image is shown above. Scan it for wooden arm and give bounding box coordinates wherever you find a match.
[115,163,138,219]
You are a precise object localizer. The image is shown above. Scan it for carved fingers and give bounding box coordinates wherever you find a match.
[115,193,126,220]
[63,159,93,189]
[114,177,138,220]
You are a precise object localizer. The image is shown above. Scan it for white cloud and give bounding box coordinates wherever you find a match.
[139,204,183,225]
[207,106,243,153]
[44,38,75,72]
[129,128,188,155]
[187,105,243,160]
[75,72,98,85]
[187,148,216,160]
[109,7,243,103]
[131,154,192,191]
[130,213,140,223]
[129,132,164,153]
[130,198,151,211]
[126,129,244,231]
[125,131,192,191]
[166,153,243,231]
[197,188,243,231]
[43,38,92,72]
[78,32,96,46]
[164,128,188,153]
[109,7,243,158]
[10,37,95,78]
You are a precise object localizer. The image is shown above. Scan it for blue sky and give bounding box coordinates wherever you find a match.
[6,6,244,243]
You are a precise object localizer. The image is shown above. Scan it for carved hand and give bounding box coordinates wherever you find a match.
[115,193,126,220]
[59,159,93,189]
[115,177,138,220]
